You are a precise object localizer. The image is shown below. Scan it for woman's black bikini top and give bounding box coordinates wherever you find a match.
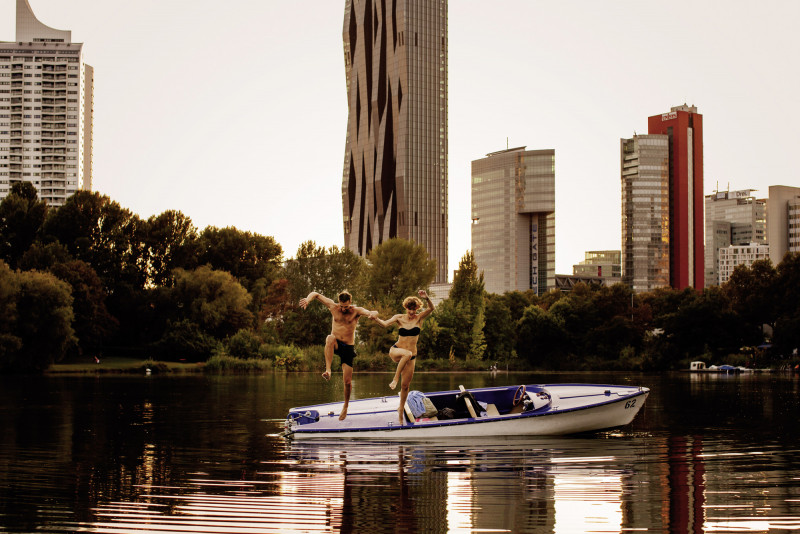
[398,326,421,337]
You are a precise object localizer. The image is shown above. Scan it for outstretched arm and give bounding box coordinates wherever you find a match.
[299,291,335,310]
[369,313,401,328]
[417,290,435,319]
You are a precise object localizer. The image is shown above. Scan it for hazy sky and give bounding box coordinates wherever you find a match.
[3,0,799,278]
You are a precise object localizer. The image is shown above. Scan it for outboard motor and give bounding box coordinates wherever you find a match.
[522,390,552,412]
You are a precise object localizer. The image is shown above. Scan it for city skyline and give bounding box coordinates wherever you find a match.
[2,0,799,278]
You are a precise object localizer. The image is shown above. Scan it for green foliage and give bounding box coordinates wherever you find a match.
[155,319,221,362]
[225,328,264,359]
[171,266,253,338]
[364,238,436,307]
[145,210,199,287]
[196,226,282,291]
[281,241,368,346]
[42,191,147,290]
[430,251,486,361]
[49,260,117,359]
[0,261,76,372]
[271,345,306,370]
[0,182,48,269]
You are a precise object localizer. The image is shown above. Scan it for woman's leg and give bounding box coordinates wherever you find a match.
[389,345,414,390]
[397,358,417,424]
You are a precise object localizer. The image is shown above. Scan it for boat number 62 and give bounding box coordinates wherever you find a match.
[624,399,637,409]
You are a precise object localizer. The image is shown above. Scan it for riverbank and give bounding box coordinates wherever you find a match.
[46,356,204,374]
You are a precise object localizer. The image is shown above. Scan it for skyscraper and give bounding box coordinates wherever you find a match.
[647,104,704,289]
[620,134,670,292]
[0,0,93,206]
[341,0,448,282]
[704,189,766,287]
[767,185,800,265]
[471,147,555,295]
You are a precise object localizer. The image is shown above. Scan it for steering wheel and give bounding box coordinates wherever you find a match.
[512,385,526,406]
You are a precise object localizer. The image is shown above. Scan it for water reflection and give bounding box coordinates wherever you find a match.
[2,373,800,533]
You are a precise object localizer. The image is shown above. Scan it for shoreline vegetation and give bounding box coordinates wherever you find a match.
[2,186,800,375]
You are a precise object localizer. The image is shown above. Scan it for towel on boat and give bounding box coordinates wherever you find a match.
[407,391,438,418]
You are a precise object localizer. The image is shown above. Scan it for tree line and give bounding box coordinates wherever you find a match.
[1,182,798,373]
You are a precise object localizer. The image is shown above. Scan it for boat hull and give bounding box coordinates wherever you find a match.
[284,384,649,440]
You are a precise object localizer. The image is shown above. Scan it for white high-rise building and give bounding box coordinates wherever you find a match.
[718,243,770,285]
[0,0,93,206]
[704,189,766,287]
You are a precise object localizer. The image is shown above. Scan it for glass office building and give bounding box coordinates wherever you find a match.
[471,147,555,295]
[0,0,93,206]
[767,185,800,265]
[621,135,670,293]
[704,189,766,287]
[341,0,448,282]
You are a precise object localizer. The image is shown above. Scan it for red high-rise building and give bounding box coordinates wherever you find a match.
[648,105,704,290]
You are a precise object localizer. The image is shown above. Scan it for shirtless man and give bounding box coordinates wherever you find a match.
[299,290,377,421]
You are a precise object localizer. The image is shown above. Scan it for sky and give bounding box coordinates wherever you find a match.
[3,0,799,278]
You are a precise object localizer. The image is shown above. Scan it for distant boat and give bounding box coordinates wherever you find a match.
[688,361,752,373]
[282,383,649,440]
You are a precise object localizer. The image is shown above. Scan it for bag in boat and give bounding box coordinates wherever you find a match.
[407,390,438,418]
[456,389,484,417]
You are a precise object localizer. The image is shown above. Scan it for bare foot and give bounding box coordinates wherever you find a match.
[397,407,405,425]
[339,407,348,421]
[389,378,398,390]
[322,370,331,381]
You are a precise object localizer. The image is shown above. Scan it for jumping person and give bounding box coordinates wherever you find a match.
[372,290,434,424]
[299,290,377,421]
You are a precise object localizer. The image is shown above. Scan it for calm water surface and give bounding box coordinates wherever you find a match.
[1,370,799,533]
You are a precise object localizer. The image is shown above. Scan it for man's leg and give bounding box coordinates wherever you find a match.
[340,363,353,421]
[323,335,335,380]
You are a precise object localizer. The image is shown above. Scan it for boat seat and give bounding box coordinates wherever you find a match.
[404,402,438,423]
[403,402,415,424]
[485,403,500,417]
[458,385,478,419]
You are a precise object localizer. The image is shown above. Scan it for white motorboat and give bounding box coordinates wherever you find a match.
[282,383,649,440]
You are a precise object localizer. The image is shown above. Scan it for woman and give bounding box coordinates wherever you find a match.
[372,290,434,424]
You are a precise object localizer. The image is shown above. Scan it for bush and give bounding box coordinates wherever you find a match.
[225,329,263,359]
[155,319,220,362]
[271,345,306,371]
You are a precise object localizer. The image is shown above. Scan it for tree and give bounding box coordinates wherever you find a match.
[145,210,198,287]
[723,259,777,344]
[364,238,436,308]
[483,294,516,362]
[0,261,22,364]
[281,242,368,346]
[448,251,484,314]
[0,264,76,373]
[196,226,282,291]
[516,304,567,368]
[0,182,48,268]
[42,191,147,290]
[49,260,117,360]
[437,251,486,360]
[170,266,253,340]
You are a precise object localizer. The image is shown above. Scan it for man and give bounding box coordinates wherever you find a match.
[299,290,377,420]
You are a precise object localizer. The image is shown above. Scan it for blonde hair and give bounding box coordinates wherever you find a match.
[403,296,423,311]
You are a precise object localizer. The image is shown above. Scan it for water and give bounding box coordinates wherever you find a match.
[1,371,799,533]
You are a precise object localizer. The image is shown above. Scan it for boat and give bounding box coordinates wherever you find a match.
[687,361,753,373]
[282,383,650,440]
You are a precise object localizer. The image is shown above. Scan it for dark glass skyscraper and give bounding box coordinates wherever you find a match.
[342,0,448,282]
